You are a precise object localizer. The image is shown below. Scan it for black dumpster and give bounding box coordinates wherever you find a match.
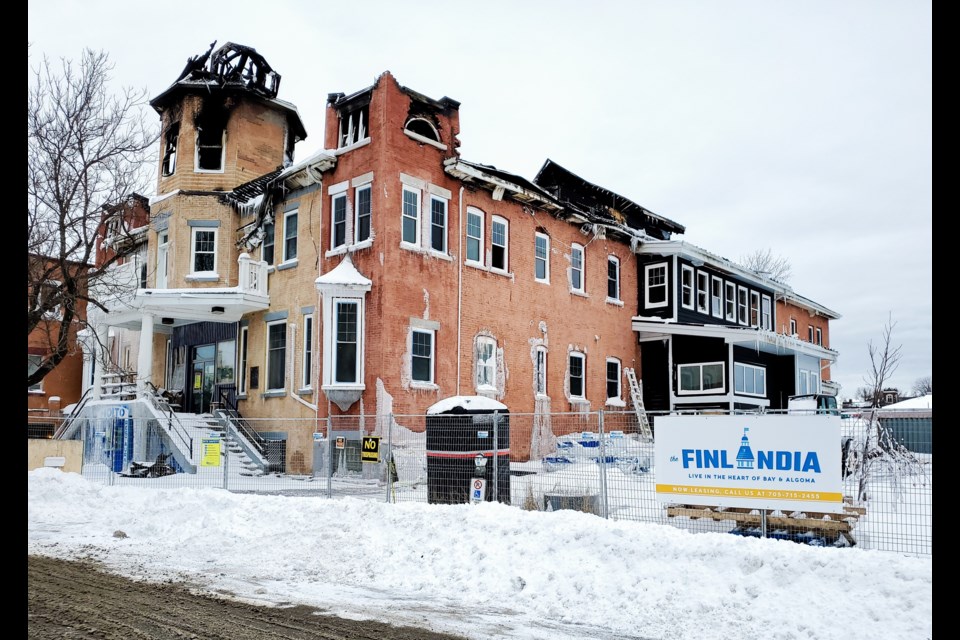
[425,396,510,505]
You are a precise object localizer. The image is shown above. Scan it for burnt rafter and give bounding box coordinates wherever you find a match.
[175,41,281,100]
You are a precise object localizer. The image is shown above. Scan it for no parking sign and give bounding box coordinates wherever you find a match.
[470,478,486,504]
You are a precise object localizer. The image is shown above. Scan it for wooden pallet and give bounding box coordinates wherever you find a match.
[666,502,865,546]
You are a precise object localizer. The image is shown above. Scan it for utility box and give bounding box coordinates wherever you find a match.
[425,396,511,505]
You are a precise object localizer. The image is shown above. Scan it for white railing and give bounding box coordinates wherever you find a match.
[238,253,268,296]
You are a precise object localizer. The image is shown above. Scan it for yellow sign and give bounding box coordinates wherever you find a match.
[193,372,202,390]
[201,438,221,467]
[361,436,381,463]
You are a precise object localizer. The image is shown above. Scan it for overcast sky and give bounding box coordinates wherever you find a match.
[27,1,932,400]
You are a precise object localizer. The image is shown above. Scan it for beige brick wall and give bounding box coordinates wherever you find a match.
[28,439,83,474]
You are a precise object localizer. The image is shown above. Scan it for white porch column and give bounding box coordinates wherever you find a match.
[91,323,110,400]
[137,313,155,394]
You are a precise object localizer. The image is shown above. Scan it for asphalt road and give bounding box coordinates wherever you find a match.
[27,554,469,640]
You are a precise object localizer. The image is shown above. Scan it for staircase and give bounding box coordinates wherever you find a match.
[624,368,653,441]
[175,412,266,476]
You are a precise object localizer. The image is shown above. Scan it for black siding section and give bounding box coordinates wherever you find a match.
[171,321,237,350]
[640,340,670,413]
[675,258,774,328]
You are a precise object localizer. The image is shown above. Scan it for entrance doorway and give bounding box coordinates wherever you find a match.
[189,344,216,414]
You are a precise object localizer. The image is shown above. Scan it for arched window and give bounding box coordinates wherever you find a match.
[404,117,440,142]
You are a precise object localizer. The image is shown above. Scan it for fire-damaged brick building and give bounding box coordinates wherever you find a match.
[85,41,840,471]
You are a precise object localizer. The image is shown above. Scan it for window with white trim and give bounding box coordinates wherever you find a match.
[430,195,448,253]
[737,286,749,325]
[195,126,224,172]
[157,231,170,287]
[735,362,766,397]
[607,256,620,301]
[570,244,585,293]
[606,358,621,400]
[334,302,359,383]
[331,193,348,250]
[491,216,508,271]
[265,321,286,391]
[283,209,298,262]
[568,351,586,399]
[28,354,43,392]
[724,282,736,322]
[301,314,314,390]
[238,326,249,396]
[815,327,822,346]
[808,325,814,342]
[401,186,420,246]
[645,263,668,308]
[681,265,694,310]
[355,184,372,243]
[262,221,274,265]
[535,346,547,396]
[761,295,772,331]
[696,270,709,314]
[475,336,497,391]
[535,232,550,283]
[411,329,435,384]
[678,362,725,394]
[711,276,723,319]
[191,228,216,274]
[790,318,797,336]
[798,368,819,395]
[466,208,484,265]
[750,291,760,328]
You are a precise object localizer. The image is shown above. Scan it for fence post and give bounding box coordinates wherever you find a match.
[385,413,393,504]
[598,410,609,519]
[493,411,499,503]
[223,424,230,491]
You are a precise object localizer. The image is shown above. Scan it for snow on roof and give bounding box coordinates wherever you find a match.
[426,396,508,415]
[883,394,932,409]
[314,255,372,287]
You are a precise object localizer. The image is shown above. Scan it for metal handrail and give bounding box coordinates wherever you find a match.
[53,387,93,439]
[216,387,269,459]
[144,381,193,458]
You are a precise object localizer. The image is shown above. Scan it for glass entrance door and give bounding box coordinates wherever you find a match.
[189,344,216,414]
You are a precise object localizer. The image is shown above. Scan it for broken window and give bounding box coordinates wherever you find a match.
[491,216,508,271]
[262,221,275,265]
[404,117,440,143]
[162,123,179,176]
[338,105,369,148]
[476,336,497,391]
[28,354,44,392]
[535,347,547,396]
[196,125,225,171]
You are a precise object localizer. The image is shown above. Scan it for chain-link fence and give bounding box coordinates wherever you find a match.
[54,406,931,556]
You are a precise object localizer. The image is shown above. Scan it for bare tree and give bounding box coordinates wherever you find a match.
[861,313,903,409]
[912,375,932,396]
[28,48,158,388]
[738,248,792,283]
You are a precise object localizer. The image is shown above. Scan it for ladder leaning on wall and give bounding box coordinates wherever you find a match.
[624,368,653,441]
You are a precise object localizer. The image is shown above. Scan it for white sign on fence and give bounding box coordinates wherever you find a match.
[655,414,844,513]
[470,478,486,504]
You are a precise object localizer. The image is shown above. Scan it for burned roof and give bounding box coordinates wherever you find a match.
[533,159,685,240]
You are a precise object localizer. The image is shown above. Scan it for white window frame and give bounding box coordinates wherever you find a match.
[238,325,249,396]
[282,209,298,263]
[261,220,274,266]
[190,228,217,275]
[429,195,449,254]
[401,186,421,248]
[645,263,668,308]
[607,256,621,302]
[410,328,435,385]
[354,184,372,244]
[734,362,767,397]
[711,276,724,319]
[534,346,547,397]
[475,335,497,392]
[737,286,749,326]
[301,314,314,390]
[798,368,820,395]
[570,243,585,294]
[761,295,772,331]
[332,301,361,384]
[265,320,287,392]
[28,354,43,392]
[696,270,709,314]
[605,357,622,401]
[194,127,225,173]
[331,193,348,250]
[466,207,484,266]
[681,264,695,310]
[725,281,736,322]
[815,327,823,346]
[750,291,760,328]
[157,231,169,288]
[534,232,550,283]
[808,325,815,342]
[677,361,726,395]
[490,216,509,272]
[568,351,586,400]
[790,318,797,337]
